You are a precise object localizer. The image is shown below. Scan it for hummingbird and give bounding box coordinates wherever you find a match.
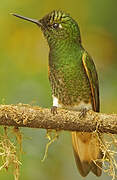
[12,10,103,177]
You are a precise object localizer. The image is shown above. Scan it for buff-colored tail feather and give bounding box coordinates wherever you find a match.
[72,132,102,177]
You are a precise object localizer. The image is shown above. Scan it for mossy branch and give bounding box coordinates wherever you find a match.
[0,104,117,134]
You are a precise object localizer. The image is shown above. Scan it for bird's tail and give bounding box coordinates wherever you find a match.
[72,132,103,177]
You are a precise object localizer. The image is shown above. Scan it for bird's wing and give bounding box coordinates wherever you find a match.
[72,51,102,177]
[82,51,100,112]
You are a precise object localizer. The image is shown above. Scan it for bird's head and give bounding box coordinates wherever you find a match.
[12,10,81,47]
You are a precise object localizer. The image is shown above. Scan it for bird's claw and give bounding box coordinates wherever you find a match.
[51,106,58,115]
[79,108,88,119]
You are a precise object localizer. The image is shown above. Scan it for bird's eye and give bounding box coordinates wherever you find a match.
[52,23,60,29]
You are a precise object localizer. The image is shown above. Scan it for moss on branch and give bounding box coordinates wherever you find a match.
[0,104,117,134]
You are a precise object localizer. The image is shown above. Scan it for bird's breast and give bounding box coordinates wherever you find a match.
[49,49,92,107]
[49,64,92,107]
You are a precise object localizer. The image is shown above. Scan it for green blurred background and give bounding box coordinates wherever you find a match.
[0,0,117,179]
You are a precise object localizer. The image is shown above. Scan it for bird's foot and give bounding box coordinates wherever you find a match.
[51,106,58,115]
[79,108,88,119]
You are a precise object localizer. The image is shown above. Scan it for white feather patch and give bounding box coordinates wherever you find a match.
[52,96,92,110]
[52,96,62,107]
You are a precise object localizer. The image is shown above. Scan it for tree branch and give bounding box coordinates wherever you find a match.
[0,104,117,134]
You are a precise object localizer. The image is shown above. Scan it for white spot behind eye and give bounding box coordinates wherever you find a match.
[52,23,62,29]
[59,24,62,28]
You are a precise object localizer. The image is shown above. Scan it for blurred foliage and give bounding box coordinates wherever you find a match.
[0,0,117,179]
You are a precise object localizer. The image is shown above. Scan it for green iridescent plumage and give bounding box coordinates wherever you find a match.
[49,45,92,106]
[39,10,99,110]
[40,10,81,47]
[12,10,102,177]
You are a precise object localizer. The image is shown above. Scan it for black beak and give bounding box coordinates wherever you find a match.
[11,13,42,27]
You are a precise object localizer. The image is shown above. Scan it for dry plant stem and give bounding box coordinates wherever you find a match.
[0,104,117,134]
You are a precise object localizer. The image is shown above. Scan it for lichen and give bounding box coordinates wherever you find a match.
[0,126,22,180]
[93,130,117,179]
[41,130,59,162]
